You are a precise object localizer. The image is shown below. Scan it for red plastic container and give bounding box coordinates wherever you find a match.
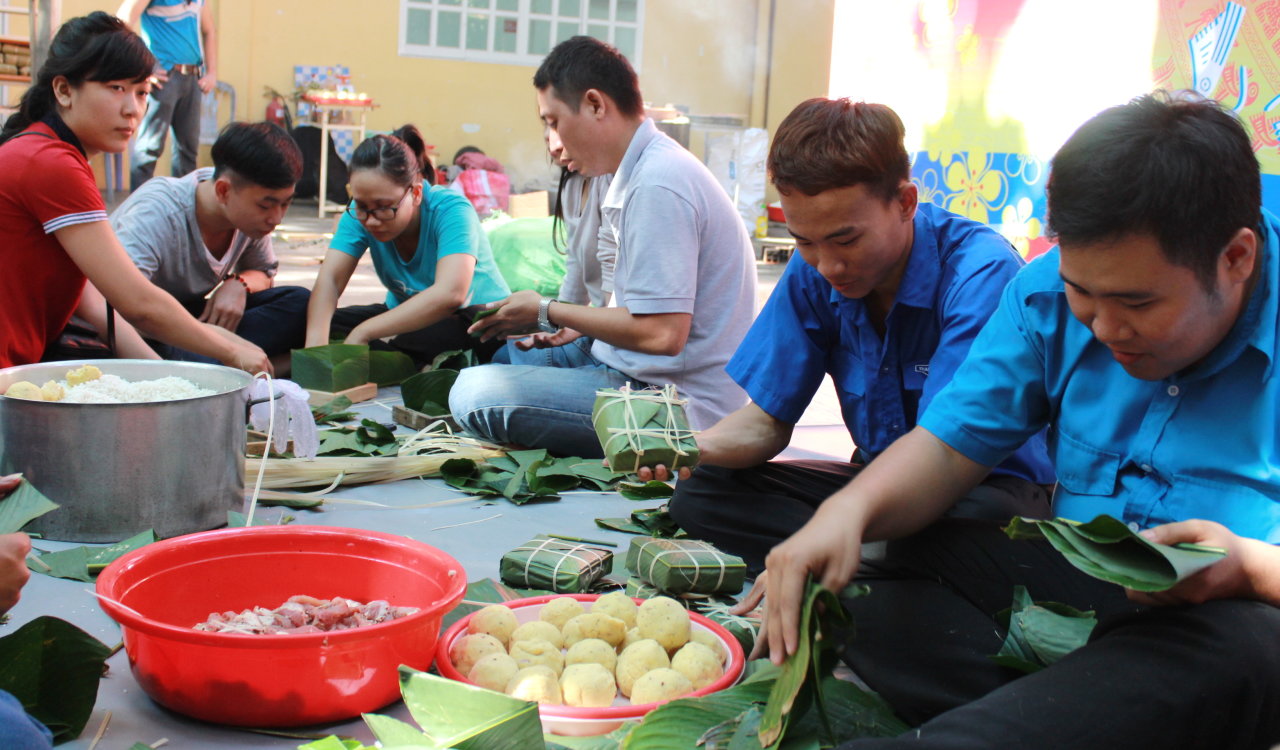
[436,593,746,736]
[95,525,466,727]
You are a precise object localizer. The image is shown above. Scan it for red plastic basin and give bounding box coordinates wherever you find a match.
[95,525,466,727]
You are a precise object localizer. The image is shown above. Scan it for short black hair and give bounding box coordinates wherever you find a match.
[211,121,302,190]
[533,36,643,118]
[1047,91,1261,290]
[769,98,910,201]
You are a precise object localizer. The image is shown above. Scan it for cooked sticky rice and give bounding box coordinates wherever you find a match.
[59,373,214,403]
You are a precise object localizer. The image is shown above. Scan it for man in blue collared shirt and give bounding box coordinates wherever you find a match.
[751,93,1280,749]
[664,98,1054,572]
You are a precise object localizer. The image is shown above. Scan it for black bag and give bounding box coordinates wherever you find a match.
[291,126,349,204]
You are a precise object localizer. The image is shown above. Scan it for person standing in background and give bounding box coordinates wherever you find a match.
[117,0,216,191]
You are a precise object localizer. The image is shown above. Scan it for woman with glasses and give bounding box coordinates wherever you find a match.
[304,124,510,366]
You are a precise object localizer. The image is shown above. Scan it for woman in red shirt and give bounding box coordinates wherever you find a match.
[0,12,269,373]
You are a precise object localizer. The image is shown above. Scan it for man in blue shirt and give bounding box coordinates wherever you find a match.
[663,98,1054,573]
[118,0,217,190]
[749,93,1280,749]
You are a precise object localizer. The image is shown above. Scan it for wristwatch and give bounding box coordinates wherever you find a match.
[537,296,560,333]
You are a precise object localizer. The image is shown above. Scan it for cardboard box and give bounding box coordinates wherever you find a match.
[508,190,549,219]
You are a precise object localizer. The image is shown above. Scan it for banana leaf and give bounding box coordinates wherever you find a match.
[991,585,1097,673]
[292,344,370,392]
[401,369,459,416]
[758,582,867,748]
[399,667,544,750]
[364,714,435,746]
[596,506,682,538]
[441,450,575,504]
[0,478,58,533]
[0,616,112,743]
[1005,515,1227,591]
[370,350,417,387]
[783,676,909,745]
[311,395,358,424]
[431,348,478,371]
[28,529,156,582]
[618,481,674,501]
[298,739,372,750]
[317,419,400,457]
[621,679,775,749]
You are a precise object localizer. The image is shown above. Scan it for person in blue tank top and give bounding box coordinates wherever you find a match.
[305,125,511,367]
[655,98,1054,574]
[117,0,216,190]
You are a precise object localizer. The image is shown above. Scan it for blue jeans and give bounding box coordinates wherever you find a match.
[493,335,597,367]
[449,354,650,457]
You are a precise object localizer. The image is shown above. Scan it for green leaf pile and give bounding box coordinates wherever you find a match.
[441,451,630,504]
[0,616,112,743]
[317,419,401,457]
[990,585,1097,674]
[1005,514,1227,591]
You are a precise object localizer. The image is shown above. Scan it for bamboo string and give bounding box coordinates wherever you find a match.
[244,371,276,527]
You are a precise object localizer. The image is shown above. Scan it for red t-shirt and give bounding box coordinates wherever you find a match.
[0,121,107,367]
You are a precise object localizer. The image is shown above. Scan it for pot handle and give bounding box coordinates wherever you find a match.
[244,389,286,423]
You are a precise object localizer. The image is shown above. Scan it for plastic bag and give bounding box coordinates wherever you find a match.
[248,378,319,460]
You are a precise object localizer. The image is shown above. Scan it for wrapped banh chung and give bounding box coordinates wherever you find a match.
[591,384,699,472]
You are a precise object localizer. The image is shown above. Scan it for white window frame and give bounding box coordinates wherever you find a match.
[398,0,643,70]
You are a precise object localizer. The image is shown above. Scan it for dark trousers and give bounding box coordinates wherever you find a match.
[156,285,310,362]
[836,520,1280,750]
[330,303,500,369]
[668,459,1051,575]
[130,69,202,190]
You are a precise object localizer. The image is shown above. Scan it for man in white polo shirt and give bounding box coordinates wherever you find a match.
[451,35,758,457]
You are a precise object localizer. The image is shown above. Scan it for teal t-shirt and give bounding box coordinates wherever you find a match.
[330,185,510,309]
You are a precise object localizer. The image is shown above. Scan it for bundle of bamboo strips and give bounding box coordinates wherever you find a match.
[244,423,505,489]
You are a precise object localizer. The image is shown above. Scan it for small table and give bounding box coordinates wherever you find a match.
[305,99,376,218]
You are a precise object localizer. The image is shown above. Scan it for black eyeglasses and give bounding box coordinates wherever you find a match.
[346,186,411,222]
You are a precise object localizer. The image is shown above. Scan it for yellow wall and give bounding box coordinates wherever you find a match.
[52,0,834,194]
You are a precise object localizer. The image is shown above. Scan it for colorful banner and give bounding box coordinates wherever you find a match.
[832,0,1280,259]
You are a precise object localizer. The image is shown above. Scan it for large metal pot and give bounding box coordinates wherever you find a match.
[0,360,252,542]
